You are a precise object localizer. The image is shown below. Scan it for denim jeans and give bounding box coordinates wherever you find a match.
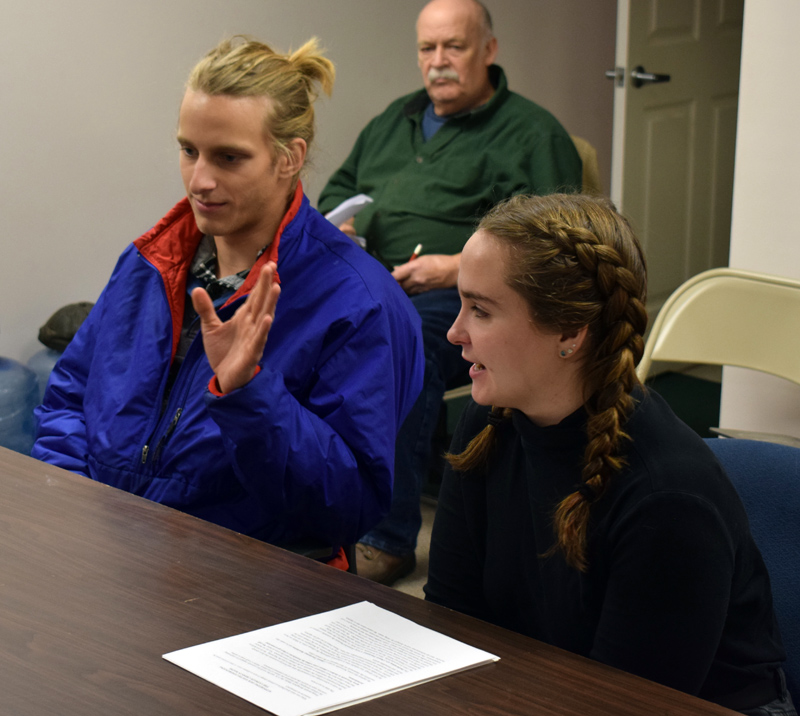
[360,288,469,556]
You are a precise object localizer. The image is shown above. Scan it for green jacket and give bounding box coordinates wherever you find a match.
[318,66,582,267]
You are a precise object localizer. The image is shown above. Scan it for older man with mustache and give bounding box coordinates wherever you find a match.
[318,0,582,584]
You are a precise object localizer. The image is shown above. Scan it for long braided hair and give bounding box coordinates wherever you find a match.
[447,193,648,571]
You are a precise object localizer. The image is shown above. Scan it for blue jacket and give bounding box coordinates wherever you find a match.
[32,187,424,549]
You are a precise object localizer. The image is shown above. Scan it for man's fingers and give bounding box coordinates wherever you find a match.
[391,261,412,282]
[245,265,270,319]
[265,282,281,320]
[253,314,274,350]
[338,218,356,237]
[191,287,219,326]
[249,263,279,323]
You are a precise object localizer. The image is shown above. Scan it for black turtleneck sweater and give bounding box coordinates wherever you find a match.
[425,389,786,712]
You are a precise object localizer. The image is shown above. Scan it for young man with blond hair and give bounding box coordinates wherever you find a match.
[33,37,424,570]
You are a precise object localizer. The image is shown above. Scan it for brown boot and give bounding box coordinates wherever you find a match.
[355,543,416,585]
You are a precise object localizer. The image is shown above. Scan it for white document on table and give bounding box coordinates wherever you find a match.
[163,601,499,716]
[323,194,373,227]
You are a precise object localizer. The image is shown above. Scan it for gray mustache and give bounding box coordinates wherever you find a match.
[427,68,460,82]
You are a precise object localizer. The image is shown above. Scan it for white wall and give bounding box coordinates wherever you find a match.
[0,0,615,363]
[721,0,800,437]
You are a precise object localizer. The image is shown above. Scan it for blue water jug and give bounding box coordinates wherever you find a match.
[0,357,38,454]
[27,348,62,404]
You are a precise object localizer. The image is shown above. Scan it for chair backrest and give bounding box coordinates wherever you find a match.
[637,268,800,384]
[704,437,800,695]
[569,135,602,195]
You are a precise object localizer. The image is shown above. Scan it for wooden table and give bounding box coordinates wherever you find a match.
[0,448,736,715]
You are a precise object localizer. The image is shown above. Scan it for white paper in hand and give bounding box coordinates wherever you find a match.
[324,194,373,227]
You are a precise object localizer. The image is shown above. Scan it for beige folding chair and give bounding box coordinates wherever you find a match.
[637,268,800,443]
[637,268,800,385]
[569,135,602,196]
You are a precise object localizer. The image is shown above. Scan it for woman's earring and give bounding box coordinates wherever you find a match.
[561,343,576,358]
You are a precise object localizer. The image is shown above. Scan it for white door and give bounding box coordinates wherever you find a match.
[610,0,744,314]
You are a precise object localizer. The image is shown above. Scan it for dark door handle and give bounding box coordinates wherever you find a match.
[630,65,671,88]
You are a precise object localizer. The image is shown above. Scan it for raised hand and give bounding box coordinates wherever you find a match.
[191,262,281,394]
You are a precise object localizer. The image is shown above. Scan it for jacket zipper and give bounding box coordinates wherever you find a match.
[139,291,241,468]
[152,407,182,465]
[140,317,208,468]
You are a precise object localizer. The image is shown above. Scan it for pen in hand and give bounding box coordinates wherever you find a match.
[409,243,423,262]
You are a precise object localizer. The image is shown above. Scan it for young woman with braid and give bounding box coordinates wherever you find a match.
[424,194,794,715]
